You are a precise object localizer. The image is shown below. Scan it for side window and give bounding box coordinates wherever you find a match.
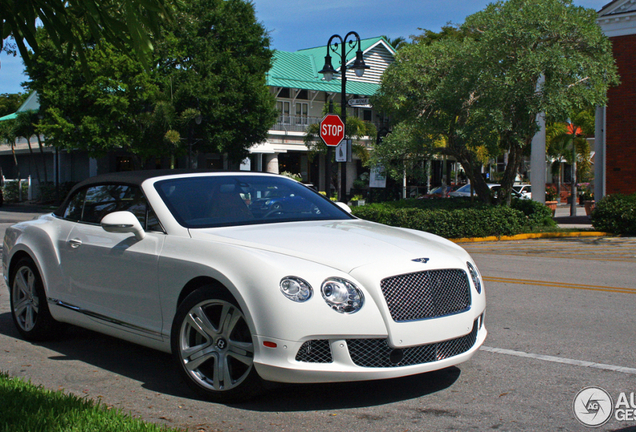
[82,185,121,224]
[63,189,86,221]
[61,183,163,232]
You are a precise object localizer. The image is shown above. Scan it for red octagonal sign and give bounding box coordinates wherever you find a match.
[320,114,345,147]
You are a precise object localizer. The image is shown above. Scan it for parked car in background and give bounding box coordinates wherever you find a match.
[4,170,487,403]
[513,184,532,199]
[450,183,523,199]
[449,183,499,197]
[420,185,455,199]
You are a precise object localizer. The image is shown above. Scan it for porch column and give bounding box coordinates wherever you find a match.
[531,112,547,204]
[594,106,606,201]
[264,153,279,174]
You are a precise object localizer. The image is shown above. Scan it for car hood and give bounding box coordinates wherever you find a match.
[189,219,468,274]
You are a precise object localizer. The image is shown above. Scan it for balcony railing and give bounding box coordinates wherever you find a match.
[270,115,322,133]
[270,115,389,134]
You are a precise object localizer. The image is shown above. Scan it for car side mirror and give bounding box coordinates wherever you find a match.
[101,211,145,241]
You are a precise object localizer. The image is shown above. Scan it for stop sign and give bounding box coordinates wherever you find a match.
[320,114,345,147]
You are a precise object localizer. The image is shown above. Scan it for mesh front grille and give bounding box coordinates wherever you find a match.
[295,339,333,363]
[347,320,479,368]
[381,269,471,322]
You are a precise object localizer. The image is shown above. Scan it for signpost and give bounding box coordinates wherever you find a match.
[320,114,345,147]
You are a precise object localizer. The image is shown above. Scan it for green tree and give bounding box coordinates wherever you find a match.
[0,93,27,116]
[156,0,277,164]
[374,36,500,202]
[1,0,169,70]
[463,0,618,203]
[374,0,619,204]
[25,28,162,165]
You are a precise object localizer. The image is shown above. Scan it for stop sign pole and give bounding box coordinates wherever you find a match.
[318,31,370,202]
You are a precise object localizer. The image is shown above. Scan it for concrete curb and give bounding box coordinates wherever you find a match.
[452,231,611,243]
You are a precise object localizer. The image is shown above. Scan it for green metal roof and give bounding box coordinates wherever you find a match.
[296,36,393,64]
[0,112,18,122]
[267,36,392,97]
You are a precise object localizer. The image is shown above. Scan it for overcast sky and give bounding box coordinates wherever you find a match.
[0,0,611,94]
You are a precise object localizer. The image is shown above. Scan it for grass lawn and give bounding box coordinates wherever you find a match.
[0,371,182,432]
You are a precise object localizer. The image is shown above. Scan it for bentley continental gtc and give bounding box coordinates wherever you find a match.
[3,171,487,402]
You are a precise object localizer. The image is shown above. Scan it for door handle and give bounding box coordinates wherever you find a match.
[68,238,82,249]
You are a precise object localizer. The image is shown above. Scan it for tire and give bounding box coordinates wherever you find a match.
[10,257,65,341]
[171,287,263,403]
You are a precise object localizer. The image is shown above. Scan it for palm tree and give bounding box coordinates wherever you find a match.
[14,111,42,184]
[381,35,408,50]
[546,108,594,215]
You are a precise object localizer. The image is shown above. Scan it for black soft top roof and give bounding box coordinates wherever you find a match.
[53,169,277,216]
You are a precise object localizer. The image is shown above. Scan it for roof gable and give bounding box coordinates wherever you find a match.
[598,0,636,37]
[266,36,395,96]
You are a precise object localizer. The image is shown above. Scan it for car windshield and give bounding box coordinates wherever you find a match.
[154,175,353,228]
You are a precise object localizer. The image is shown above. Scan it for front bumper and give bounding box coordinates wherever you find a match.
[253,316,487,384]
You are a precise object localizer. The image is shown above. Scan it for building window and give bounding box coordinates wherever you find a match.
[295,103,308,124]
[297,90,308,100]
[277,101,290,124]
[363,109,373,122]
[116,157,133,172]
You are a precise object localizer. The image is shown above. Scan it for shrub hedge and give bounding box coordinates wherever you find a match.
[591,193,636,235]
[351,197,556,239]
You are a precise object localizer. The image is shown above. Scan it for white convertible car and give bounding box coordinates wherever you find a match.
[3,171,486,402]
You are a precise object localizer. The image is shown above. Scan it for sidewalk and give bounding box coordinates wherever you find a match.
[552,203,593,230]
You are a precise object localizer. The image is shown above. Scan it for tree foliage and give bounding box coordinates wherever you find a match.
[26,29,162,161]
[373,0,619,204]
[23,0,277,166]
[156,0,277,163]
[1,0,169,70]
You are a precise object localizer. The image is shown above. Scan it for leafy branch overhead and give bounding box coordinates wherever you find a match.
[1,0,171,69]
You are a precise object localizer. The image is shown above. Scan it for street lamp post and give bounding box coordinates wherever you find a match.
[319,31,369,202]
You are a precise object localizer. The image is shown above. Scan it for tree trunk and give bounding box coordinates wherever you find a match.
[37,134,48,183]
[26,137,42,185]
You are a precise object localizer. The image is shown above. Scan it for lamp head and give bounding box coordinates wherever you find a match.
[352,49,370,77]
[319,55,336,82]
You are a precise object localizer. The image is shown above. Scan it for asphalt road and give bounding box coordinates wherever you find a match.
[1,207,635,431]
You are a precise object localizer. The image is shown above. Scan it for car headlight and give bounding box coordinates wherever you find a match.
[467,262,482,294]
[280,277,312,302]
[321,278,364,314]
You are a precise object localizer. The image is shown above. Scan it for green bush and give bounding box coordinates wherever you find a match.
[352,202,527,238]
[2,180,29,203]
[510,198,557,230]
[351,197,558,239]
[591,193,636,235]
[37,181,77,204]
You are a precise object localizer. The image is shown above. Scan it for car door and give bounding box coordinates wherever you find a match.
[58,184,165,339]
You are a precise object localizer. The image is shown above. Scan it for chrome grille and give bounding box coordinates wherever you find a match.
[295,340,333,363]
[381,269,471,322]
[347,320,479,368]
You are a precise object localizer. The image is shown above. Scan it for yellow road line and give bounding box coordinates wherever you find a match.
[483,276,636,295]
[474,253,636,263]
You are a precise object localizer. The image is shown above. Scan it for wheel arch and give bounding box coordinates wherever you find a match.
[7,249,38,285]
[176,276,235,310]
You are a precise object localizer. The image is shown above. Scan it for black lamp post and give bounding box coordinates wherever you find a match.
[319,31,369,202]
